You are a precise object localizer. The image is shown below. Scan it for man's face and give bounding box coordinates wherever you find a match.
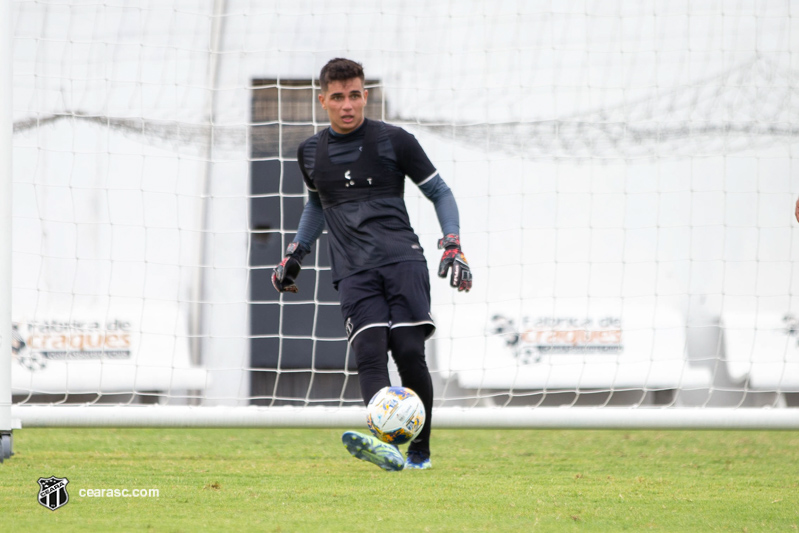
[318,78,368,134]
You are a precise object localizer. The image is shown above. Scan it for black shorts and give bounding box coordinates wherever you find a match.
[338,261,435,342]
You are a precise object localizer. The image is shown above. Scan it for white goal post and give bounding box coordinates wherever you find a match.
[6,0,799,431]
[2,0,20,460]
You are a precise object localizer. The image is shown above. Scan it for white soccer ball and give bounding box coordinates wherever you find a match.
[366,386,426,445]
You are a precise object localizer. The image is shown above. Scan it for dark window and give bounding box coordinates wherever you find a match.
[248,78,384,405]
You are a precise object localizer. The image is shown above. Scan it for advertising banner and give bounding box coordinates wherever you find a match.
[11,303,207,395]
[435,303,711,390]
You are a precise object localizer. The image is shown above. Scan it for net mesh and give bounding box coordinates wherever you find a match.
[9,0,799,419]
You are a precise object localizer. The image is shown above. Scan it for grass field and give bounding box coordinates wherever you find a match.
[1,427,798,532]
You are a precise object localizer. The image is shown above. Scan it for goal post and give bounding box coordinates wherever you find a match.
[1,0,18,460]
[7,0,799,431]
[10,405,799,430]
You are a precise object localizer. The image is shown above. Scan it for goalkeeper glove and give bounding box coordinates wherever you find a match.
[272,242,310,293]
[437,234,472,292]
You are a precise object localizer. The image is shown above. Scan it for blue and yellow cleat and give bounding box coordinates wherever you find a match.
[404,450,432,470]
[342,431,405,472]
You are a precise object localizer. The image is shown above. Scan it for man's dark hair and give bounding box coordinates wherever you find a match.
[319,58,365,92]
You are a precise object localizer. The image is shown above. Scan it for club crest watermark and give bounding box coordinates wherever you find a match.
[38,476,70,511]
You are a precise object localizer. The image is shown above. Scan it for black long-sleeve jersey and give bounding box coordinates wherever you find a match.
[297,119,439,282]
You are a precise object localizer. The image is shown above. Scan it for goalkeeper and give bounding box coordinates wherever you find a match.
[272,57,472,471]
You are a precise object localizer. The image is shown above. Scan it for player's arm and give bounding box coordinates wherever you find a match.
[395,130,472,292]
[272,144,326,293]
[795,196,799,223]
[418,176,473,292]
[271,192,324,293]
[418,174,459,237]
[294,191,325,250]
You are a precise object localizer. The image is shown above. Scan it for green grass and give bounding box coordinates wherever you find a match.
[1,428,798,532]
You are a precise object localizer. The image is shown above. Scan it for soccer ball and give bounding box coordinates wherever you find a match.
[366,386,426,445]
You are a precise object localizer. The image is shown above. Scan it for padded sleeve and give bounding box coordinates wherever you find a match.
[418,175,460,237]
[294,191,325,250]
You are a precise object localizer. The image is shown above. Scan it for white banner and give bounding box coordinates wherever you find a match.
[722,311,799,391]
[11,303,207,394]
[435,303,711,390]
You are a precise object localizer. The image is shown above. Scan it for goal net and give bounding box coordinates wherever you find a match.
[6,0,799,429]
